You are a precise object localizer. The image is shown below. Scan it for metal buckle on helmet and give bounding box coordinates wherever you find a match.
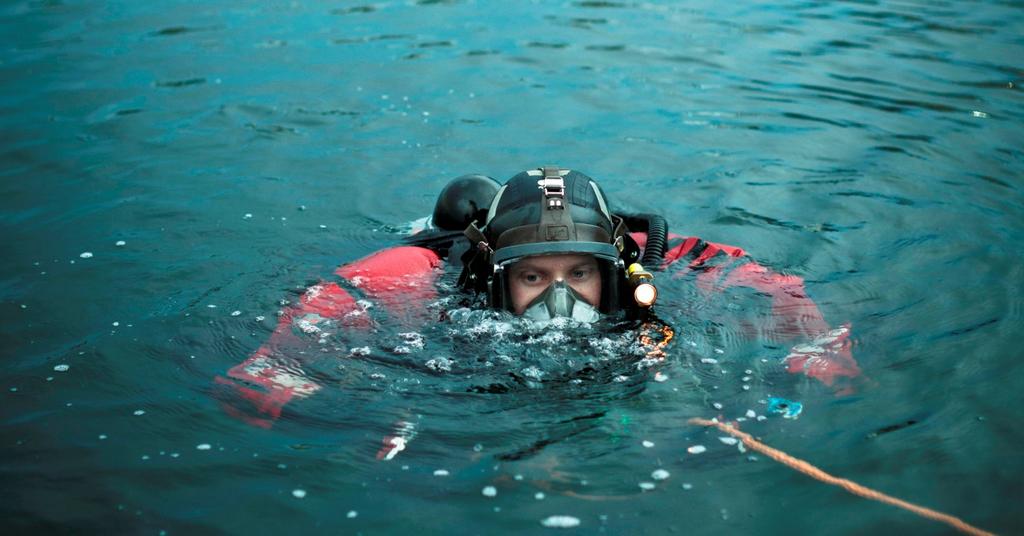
[537,166,565,210]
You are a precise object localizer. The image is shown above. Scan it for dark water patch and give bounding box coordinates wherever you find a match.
[823,74,974,104]
[711,207,859,233]
[825,39,871,49]
[889,50,949,64]
[781,112,866,129]
[574,1,629,7]
[149,26,221,37]
[956,79,1018,91]
[459,119,483,124]
[889,133,934,142]
[415,0,459,5]
[796,83,959,113]
[865,298,927,320]
[866,418,923,439]
[331,5,376,14]
[332,34,413,45]
[585,44,627,52]
[243,123,300,137]
[971,173,1014,190]
[995,147,1024,162]
[923,21,996,36]
[294,108,360,117]
[150,26,190,36]
[930,317,1000,341]
[542,15,610,30]
[155,78,206,88]
[114,109,143,116]
[745,176,860,186]
[465,49,499,56]
[664,54,724,69]
[831,191,916,206]
[870,145,920,157]
[418,40,453,48]
[505,56,541,65]
[846,8,924,23]
[890,234,941,250]
[526,41,569,49]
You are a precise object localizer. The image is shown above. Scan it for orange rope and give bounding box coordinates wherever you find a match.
[688,418,995,536]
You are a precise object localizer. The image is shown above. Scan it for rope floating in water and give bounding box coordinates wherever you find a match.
[688,418,995,536]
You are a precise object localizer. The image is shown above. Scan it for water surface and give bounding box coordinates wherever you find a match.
[2,0,1022,533]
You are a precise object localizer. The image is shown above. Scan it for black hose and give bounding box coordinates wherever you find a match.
[637,214,669,269]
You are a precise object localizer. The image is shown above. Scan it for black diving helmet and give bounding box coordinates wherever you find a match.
[459,166,634,321]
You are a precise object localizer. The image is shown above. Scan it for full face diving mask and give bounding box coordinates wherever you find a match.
[521,280,601,323]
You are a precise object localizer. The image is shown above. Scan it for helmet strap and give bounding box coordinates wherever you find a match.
[457,221,494,293]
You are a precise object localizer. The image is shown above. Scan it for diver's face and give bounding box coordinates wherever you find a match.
[508,254,602,315]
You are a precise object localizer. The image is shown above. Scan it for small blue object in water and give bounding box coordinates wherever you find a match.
[767,397,803,419]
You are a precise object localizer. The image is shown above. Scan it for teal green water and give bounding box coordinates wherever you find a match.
[2,0,1022,533]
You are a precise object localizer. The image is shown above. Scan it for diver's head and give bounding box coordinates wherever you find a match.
[459,166,634,321]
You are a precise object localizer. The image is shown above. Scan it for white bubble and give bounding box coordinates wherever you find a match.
[534,492,545,500]
[115,241,126,247]
[482,485,497,497]
[243,213,253,219]
[433,469,449,476]
[346,510,357,519]
[79,252,93,259]
[687,445,707,454]
[231,310,241,317]
[196,443,211,450]
[638,482,656,491]
[540,515,580,528]
[133,410,145,416]
[651,469,670,480]
[98,434,107,440]
[745,409,756,419]
[642,440,655,448]
[682,483,693,490]
[54,364,70,372]
[292,489,306,498]
[255,316,265,321]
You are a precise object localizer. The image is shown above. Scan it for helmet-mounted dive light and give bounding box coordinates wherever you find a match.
[627,263,658,308]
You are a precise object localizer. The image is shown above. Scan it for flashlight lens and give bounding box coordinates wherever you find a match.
[634,284,657,307]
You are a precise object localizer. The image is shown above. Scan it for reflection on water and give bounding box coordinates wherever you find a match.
[2,0,1021,533]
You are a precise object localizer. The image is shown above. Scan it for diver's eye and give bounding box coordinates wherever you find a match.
[521,273,543,285]
[571,268,594,280]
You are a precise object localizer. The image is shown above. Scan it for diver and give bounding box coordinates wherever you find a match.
[216,166,859,436]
